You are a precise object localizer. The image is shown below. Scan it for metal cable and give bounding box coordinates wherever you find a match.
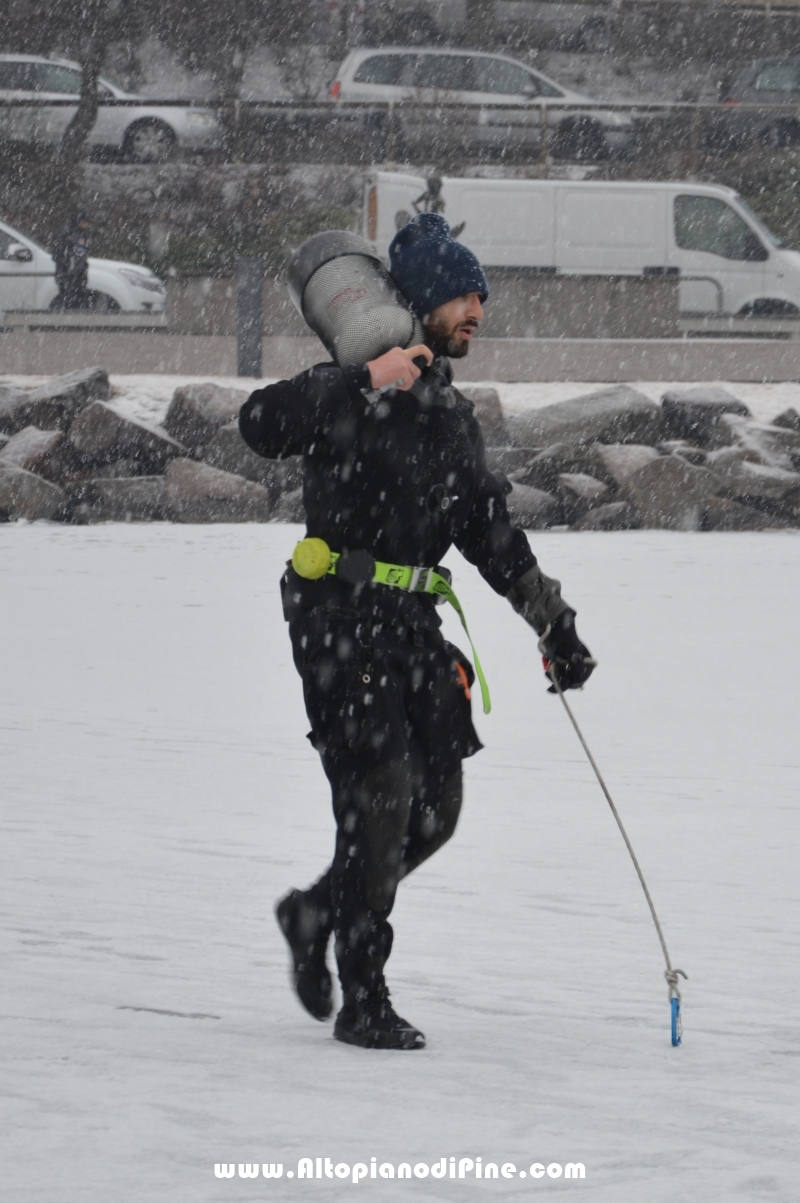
[546,663,687,1005]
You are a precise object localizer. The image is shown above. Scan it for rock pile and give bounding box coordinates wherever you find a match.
[496,385,800,531]
[0,370,297,524]
[1,372,799,532]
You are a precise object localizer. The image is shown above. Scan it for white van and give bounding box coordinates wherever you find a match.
[364,171,800,318]
[0,217,166,314]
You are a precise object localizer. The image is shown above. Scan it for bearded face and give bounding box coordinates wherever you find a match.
[423,292,484,359]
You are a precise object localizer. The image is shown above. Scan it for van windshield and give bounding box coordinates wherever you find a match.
[736,198,784,248]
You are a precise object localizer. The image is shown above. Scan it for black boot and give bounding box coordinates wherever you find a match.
[334,982,425,1050]
[275,888,333,1021]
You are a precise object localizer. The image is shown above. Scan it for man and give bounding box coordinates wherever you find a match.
[52,212,92,311]
[239,213,594,1051]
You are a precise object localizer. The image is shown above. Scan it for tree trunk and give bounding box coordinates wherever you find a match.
[48,0,111,231]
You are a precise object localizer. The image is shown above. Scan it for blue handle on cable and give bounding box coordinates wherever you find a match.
[671,996,682,1047]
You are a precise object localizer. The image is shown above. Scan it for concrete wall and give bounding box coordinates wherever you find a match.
[6,331,800,381]
[167,271,680,340]
[167,276,307,337]
[480,271,680,340]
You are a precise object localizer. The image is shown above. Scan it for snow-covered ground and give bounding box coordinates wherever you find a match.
[5,375,799,429]
[2,523,798,1201]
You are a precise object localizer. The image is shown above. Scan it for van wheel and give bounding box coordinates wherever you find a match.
[552,117,607,162]
[123,119,176,163]
[738,298,800,318]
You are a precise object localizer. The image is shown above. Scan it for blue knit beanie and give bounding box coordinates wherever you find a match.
[389,212,489,320]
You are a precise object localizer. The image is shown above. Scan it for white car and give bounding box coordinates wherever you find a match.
[0,217,166,314]
[0,55,220,162]
[330,47,634,160]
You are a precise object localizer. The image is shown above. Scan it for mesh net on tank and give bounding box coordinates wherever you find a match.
[303,255,424,366]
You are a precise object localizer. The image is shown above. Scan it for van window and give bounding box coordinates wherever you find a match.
[674,195,768,261]
[754,64,800,92]
[353,55,417,86]
[412,54,473,91]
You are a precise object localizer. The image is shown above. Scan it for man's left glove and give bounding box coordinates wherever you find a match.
[538,610,596,693]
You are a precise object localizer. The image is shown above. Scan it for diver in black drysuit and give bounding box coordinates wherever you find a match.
[238,214,594,1050]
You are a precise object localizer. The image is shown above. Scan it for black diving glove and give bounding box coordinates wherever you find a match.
[538,610,596,694]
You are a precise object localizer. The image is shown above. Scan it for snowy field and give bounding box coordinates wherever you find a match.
[2,523,799,1202]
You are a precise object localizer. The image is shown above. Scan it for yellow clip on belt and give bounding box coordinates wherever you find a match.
[291,537,491,714]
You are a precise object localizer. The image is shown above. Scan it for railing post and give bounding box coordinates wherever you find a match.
[236,257,263,378]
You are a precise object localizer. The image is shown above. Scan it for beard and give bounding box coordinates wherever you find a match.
[423,315,477,359]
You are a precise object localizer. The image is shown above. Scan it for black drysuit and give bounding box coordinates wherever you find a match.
[239,357,536,996]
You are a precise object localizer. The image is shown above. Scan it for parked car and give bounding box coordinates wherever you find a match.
[0,217,166,313]
[330,47,634,161]
[0,54,220,162]
[709,59,800,149]
[365,170,798,317]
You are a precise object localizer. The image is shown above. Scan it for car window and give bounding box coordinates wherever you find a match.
[754,64,800,92]
[32,63,82,93]
[0,229,14,257]
[674,195,768,261]
[411,54,473,91]
[472,58,536,95]
[353,55,417,86]
[0,61,37,90]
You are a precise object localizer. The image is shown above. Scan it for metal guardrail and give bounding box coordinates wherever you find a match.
[4,96,800,169]
[2,311,168,330]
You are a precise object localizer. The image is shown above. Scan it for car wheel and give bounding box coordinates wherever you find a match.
[87,291,121,313]
[551,117,607,162]
[122,119,177,163]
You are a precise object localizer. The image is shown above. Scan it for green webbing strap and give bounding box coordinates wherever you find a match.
[328,552,491,714]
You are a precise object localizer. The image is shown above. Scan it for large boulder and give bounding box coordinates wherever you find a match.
[513,442,607,491]
[701,497,784,531]
[773,407,800,433]
[201,421,302,497]
[486,447,541,476]
[571,501,640,531]
[271,487,306,523]
[0,425,77,484]
[623,455,722,530]
[163,459,272,523]
[591,443,660,489]
[163,383,248,451]
[556,472,609,524]
[723,415,800,471]
[0,461,63,521]
[506,482,563,529]
[0,368,110,434]
[458,386,506,445]
[658,439,708,467]
[714,459,800,516]
[506,386,662,449]
[62,477,166,524]
[68,403,184,473]
[661,386,750,445]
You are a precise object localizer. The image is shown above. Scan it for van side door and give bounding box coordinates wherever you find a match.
[671,193,767,315]
[556,186,667,274]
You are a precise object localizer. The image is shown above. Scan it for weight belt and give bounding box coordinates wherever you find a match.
[291,537,491,714]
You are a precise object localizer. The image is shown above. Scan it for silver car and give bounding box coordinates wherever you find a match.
[0,55,220,162]
[330,47,634,160]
